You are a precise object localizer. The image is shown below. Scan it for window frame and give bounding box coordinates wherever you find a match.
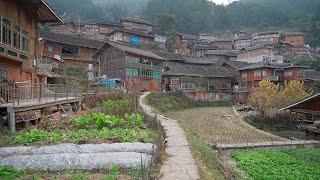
[0,14,30,61]
[181,83,196,91]
[254,70,261,77]
[284,69,292,77]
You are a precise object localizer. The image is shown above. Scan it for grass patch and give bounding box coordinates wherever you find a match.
[146,91,231,113]
[233,148,320,179]
[0,166,146,180]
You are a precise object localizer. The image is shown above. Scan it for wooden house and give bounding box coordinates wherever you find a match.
[93,41,166,92]
[106,28,155,48]
[204,50,238,61]
[49,22,76,35]
[252,31,280,46]
[234,63,308,103]
[38,30,104,83]
[234,35,252,50]
[237,43,293,64]
[0,0,62,83]
[283,32,304,52]
[280,93,320,140]
[81,22,123,41]
[120,18,153,34]
[162,61,234,101]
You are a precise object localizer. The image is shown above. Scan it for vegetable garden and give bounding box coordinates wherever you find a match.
[1,99,156,146]
[233,148,320,179]
[0,95,163,179]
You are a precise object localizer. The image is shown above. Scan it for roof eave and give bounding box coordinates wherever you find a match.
[38,0,63,24]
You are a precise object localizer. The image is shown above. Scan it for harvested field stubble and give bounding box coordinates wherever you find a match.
[165,107,284,144]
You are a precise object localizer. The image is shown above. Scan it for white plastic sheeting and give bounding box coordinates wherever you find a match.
[0,152,151,171]
[0,143,156,171]
[0,143,155,157]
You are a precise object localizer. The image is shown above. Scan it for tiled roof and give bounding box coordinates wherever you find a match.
[183,56,217,65]
[120,18,153,26]
[93,41,166,60]
[222,61,250,69]
[153,51,185,61]
[238,63,309,71]
[196,44,219,50]
[107,28,155,38]
[39,30,104,49]
[163,62,234,78]
[205,50,239,56]
[305,70,320,81]
[255,31,280,36]
[153,51,221,65]
[34,0,63,23]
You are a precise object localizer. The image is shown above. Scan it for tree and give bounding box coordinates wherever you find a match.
[250,80,280,122]
[250,80,312,126]
[108,3,128,21]
[278,81,313,108]
[294,56,318,70]
[154,13,176,52]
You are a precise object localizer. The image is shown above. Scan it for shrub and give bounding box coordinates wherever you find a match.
[13,129,48,145]
[73,114,92,129]
[126,113,145,128]
[102,100,134,116]
[0,166,25,179]
[146,92,231,113]
[93,113,123,129]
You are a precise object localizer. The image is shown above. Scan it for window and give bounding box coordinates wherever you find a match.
[126,68,138,77]
[240,82,247,88]
[152,71,161,78]
[0,67,8,80]
[22,36,29,52]
[196,82,208,89]
[13,25,20,49]
[208,84,215,91]
[139,59,152,66]
[262,70,268,77]
[1,17,29,53]
[2,18,11,45]
[254,70,261,77]
[171,76,179,81]
[182,83,195,91]
[48,46,55,53]
[126,56,139,63]
[152,61,161,67]
[139,69,152,79]
[254,81,259,88]
[298,69,305,77]
[241,72,247,78]
[284,70,292,77]
[220,84,228,89]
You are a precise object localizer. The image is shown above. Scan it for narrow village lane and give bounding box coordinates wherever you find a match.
[139,93,200,180]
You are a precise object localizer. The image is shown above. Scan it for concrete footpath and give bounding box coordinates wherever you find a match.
[139,93,200,180]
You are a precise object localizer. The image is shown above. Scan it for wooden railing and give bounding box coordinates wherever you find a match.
[0,82,83,106]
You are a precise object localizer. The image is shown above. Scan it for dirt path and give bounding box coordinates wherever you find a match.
[139,93,200,180]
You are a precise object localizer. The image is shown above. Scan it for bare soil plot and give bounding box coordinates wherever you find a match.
[165,107,285,145]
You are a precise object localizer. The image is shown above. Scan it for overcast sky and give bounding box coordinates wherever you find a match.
[211,0,237,5]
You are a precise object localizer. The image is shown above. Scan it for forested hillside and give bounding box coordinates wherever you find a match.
[46,0,320,46]
[145,0,319,33]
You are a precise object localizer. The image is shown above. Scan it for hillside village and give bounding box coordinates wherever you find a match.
[0,0,320,179]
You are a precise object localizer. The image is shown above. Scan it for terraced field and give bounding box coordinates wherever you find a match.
[165,107,285,144]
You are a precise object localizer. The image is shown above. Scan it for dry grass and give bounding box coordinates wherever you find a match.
[165,107,285,145]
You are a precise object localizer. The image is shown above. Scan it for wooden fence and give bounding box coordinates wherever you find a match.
[0,82,83,106]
